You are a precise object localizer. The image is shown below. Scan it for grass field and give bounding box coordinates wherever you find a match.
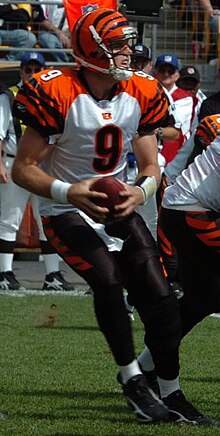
[0,294,219,436]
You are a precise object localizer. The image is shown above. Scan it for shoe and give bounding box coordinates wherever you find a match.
[124,294,135,321]
[117,367,160,397]
[0,271,25,291]
[169,282,184,300]
[210,313,220,319]
[163,390,220,426]
[42,271,75,291]
[84,287,94,295]
[140,368,160,397]
[121,374,169,423]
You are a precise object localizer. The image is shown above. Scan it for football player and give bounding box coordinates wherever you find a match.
[12,8,216,426]
[160,113,220,366]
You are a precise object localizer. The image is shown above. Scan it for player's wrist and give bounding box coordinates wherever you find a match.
[135,176,157,204]
[50,179,72,204]
[135,186,146,205]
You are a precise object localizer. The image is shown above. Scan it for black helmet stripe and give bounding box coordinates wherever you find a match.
[93,11,129,38]
[75,12,90,57]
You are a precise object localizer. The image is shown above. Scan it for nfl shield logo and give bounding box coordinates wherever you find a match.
[81,4,98,14]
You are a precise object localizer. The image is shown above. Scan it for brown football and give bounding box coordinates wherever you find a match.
[90,177,127,219]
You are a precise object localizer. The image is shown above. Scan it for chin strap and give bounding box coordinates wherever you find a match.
[111,67,133,81]
[74,54,133,81]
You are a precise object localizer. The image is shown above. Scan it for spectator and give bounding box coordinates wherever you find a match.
[0,4,36,61]
[154,53,180,94]
[164,65,206,182]
[131,44,153,74]
[153,54,200,164]
[12,8,217,426]
[0,51,74,291]
[36,0,72,63]
[198,0,220,59]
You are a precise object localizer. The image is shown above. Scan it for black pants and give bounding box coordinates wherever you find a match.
[42,211,181,379]
[159,207,220,337]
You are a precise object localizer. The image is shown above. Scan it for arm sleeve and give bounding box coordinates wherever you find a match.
[138,82,171,134]
[13,77,64,137]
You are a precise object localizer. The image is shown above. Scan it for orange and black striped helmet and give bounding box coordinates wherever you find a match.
[194,114,220,149]
[72,8,137,78]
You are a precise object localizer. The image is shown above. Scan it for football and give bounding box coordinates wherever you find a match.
[90,177,127,219]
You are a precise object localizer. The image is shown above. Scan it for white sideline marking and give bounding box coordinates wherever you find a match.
[0,288,88,297]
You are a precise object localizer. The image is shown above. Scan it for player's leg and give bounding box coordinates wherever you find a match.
[42,211,169,423]
[109,211,218,426]
[156,207,220,425]
[0,157,29,290]
[107,212,181,383]
[157,174,183,299]
[160,209,220,335]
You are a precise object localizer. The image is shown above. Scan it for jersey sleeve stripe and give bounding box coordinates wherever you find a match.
[14,79,64,135]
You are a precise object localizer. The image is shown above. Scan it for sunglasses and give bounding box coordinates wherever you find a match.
[24,66,41,74]
[157,65,176,75]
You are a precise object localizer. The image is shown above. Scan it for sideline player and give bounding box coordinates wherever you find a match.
[0,52,74,290]
[12,8,216,426]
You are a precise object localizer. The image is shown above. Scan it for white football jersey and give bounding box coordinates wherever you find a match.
[14,68,170,216]
[162,136,220,212]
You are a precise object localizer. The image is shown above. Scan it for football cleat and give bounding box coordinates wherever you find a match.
[169,281,184,300]
[163,389,220,426]
[42,271,75,291]
[0,271,25,291]
[117,366,160,397]
[140,368,160,397]
[122,374,169,423]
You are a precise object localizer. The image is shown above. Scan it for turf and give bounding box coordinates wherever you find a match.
[0,294,219,435]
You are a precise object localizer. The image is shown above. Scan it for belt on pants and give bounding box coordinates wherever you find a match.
[1,150,15,158]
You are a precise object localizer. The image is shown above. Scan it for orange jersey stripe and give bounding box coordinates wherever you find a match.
[186,214,216,230]
[120,73,170,131]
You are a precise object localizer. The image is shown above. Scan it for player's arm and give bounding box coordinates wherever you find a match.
[153,86,180,141]
[12,126,110,222]
[114,133,160,218]
[12,126,55,197]
[134,132,161,183]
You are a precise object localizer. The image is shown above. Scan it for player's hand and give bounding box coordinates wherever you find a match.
[67,179,110,223]
[0,162,9,183]
[113,182,144,220]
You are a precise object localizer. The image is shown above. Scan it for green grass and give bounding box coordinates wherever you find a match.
[0,295,219,436]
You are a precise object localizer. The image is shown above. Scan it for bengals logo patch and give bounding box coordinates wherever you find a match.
[102,112,112,120]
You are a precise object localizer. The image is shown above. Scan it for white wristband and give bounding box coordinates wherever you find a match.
[136,176,157,205]
[50,179,72,204]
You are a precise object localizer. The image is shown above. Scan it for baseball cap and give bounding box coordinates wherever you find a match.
[131,44,151,60]
[155,54,179,70]
[178,65,200,83]
[20,52,45,67]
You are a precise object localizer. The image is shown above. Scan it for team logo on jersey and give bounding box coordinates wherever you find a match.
[102,112,112,120]
[81,4,98,14]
